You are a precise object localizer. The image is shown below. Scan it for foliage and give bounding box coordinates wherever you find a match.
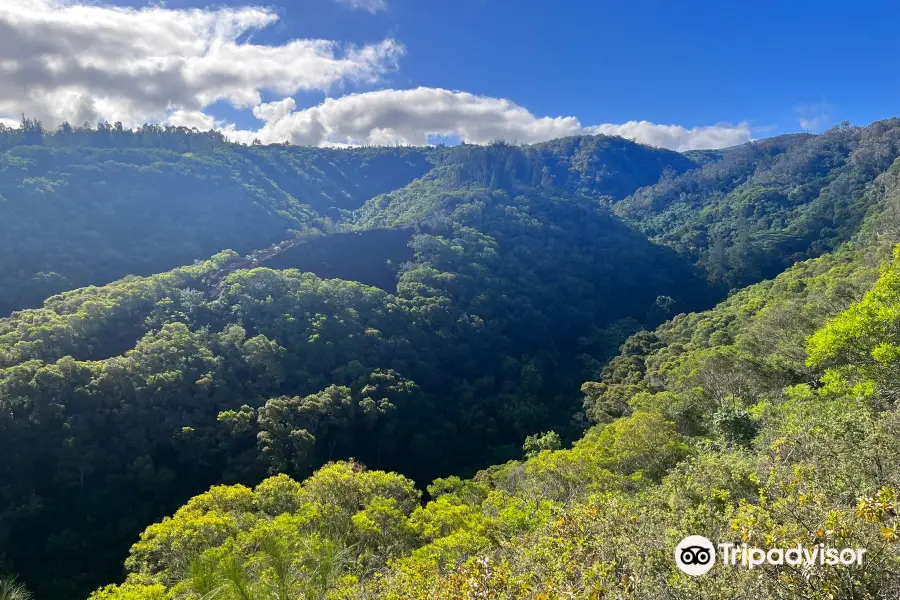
[0,130,717,598]
[5,121,900,599]
[522,431,561,457]
[0,128,436,314]
[85,124,900,600]
[0,124,693,316]
[616,120,900,287]
[807,244,900,403]
[93,371,900,599]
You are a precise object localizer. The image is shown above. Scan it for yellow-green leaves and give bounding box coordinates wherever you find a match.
[808,244,900,399]
[89,583,169,600]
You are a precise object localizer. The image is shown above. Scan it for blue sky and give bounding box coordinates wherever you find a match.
[172,0,900,134]
[2,0,898,149]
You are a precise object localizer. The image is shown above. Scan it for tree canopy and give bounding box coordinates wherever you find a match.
[3,120,900,599]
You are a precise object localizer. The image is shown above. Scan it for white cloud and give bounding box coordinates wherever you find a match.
[222,87,751,151]
[0,0,403,127]
[0,2,751,152]
[335,0,388,13]
[585,121,752,151]
[165,110,217,130]
[224,87,582,146]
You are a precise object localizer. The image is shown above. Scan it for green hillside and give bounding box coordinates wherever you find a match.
[88,144,900,600]
[0,170,711,597]
[0,126,694,317]
[2,121,900,600]
[615,120,900,287]
[0,125,437,315]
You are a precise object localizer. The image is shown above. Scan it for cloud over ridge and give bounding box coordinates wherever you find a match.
[224,88,752,151]
[0,1,751,151]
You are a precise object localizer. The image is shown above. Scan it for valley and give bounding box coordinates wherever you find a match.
[0,121,898,599]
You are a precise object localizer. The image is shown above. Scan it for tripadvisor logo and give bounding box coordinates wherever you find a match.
[674,535,867,576]
[675,535,716,576]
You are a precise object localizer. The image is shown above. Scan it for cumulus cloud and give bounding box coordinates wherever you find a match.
[224,87,582,146]
[0,0,403,127]
[334,0,388,13]
[585,121,752,151]
[222,87,751,151]
[166,110,217,131]
[0,1,751,151]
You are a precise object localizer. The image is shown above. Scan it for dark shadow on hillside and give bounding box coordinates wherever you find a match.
[256,227,416,291]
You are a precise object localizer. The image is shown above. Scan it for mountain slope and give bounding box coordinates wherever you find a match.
[614,119,900,287]
[0,135,436,315]
[6,122,900,599]
[91,156,900,600]
[0,129,695,317]
[0,181,713,598]
[437,135,699,199]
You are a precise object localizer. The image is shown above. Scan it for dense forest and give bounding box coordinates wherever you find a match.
[0,121,437,315]
[615,119,900,286]
[0,121,695,316]
[1,119,900,599]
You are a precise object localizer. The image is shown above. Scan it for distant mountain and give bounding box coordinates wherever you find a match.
[0,128,692,316]
[615,120,900,287]
[351,137,698,229]
[0,134,436,314]
[437,135,699,199]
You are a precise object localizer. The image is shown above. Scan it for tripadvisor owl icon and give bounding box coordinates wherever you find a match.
[675,535,716,576]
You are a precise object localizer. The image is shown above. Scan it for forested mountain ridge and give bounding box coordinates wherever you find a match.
[436,135,699,199]
[615,119,900,288]
[0,122,694,317]
[351,138,697,229]
[4,119,900,600]
[0,128,437,315]
[86,144,900,600]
